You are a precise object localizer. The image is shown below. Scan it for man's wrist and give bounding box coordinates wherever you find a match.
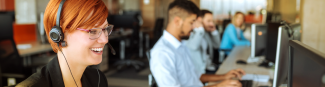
[221,74,226,80]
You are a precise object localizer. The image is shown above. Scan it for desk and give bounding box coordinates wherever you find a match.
[209,46,273,86]
[16,41,53,67]
[17,42,52,57]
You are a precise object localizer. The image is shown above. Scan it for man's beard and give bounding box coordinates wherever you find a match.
[179,25,191,40]
[180,35,190,40]
[203,24,215,32]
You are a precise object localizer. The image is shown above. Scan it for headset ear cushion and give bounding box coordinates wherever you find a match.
[49,26,64,43]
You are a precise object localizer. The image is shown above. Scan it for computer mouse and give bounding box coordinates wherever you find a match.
[236,60,247,64]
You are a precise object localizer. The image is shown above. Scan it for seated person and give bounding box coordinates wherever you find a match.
[220,12,251,55]
[17,0,111,86]
[185,10,221,74]
[150,1,244,87]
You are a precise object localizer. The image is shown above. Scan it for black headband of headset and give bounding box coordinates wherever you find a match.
[56,0,66,27]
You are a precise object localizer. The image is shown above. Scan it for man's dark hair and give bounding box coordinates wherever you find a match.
[167,0,200,21]
[199,10,213,17]
[168,0,200,16]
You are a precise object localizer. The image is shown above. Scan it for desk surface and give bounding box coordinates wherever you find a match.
[209,46,273,86]
[17,42,52,57]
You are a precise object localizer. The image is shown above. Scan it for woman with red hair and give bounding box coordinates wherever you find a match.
[17,0,111,86]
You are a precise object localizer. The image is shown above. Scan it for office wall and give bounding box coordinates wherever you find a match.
[0,0,15,11]
[272,0,297,23]
[300,0,325,53]
[123,0,140,11]
[140,0,156,29]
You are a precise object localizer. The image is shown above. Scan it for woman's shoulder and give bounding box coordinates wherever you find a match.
[84,67,106,79]
[225,23,235,29]
[83,67,109,87]
[224,23,236,33]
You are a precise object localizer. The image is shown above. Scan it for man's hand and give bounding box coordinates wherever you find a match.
[207,79,242,87]
[223,69,246,80]
[193,19,203,28]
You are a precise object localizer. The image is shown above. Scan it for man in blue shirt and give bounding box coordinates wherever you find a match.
[150,1,244,87]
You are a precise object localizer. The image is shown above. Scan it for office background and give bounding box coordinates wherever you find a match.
[0,0,324,53]
[0,0,325,87]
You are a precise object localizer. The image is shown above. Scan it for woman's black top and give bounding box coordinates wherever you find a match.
[16,56,108,87]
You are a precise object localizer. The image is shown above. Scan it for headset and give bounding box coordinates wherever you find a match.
[48,0,116,87]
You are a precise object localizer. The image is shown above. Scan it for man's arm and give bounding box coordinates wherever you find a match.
[150,50,180,87]
[225,25,250,46]
[200,69,246,83]
[209,30,221,49]
[204,79,242,87]
[186,27,205,50]
[200,74,225,83]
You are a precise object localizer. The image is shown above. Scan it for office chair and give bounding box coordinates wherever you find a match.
[151,18,164,48]
[145,18,164,86]
[146,50,157,87]
[0,13,27,87]
[108,14,145,70]
[221,19,231,39]
[144,17,164,86]
[217,19,232,64]
[114,36,144,70]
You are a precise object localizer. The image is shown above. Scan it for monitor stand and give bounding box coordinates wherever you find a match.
[246,56,264,63]
[258,60,274,68]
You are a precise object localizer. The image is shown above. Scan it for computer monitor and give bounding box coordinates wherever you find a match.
[272,26,290,87]
[107,14,137,28]
[288,40,325,87]
[265,22,282,63]
[250,24,267,58]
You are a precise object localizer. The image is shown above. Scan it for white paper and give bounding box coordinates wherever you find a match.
[241,74,270,82]
[17,44,32,49]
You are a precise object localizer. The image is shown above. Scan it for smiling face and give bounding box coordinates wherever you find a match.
[64,20,109,65]
[202,13,216,32]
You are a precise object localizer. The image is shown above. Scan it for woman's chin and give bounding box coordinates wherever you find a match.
[88,57,102,65]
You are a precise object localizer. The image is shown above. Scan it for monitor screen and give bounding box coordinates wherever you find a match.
[251,24,267,57]
[272,26,290,87]
[265,22,282,63]
[288,40,325,87]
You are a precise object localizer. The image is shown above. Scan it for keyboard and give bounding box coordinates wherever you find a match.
[240,80,253,87]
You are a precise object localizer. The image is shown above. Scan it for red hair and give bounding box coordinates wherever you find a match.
[44,0,109,53]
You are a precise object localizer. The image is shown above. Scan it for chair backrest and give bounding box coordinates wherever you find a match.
[0,13,23,74]
[221,19,231,39]
[0,13,18,60]
[0,13,14,40]
[145,50,158,87]
[146,50,150,61]
[152,18,164,45]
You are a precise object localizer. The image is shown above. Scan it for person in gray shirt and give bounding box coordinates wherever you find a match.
[185,10,221,74]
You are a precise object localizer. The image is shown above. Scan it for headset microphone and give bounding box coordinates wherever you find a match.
[108,43,116,55]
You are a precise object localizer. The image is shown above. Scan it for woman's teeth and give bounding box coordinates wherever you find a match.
[91,48,103,52]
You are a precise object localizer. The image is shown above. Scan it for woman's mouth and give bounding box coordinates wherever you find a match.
[90,48,103,54]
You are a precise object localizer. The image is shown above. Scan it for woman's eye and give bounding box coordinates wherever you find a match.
[90,30,97,34]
